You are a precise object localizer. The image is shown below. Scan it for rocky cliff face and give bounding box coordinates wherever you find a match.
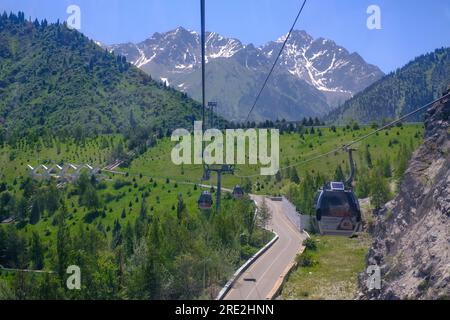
[359,97,449,300]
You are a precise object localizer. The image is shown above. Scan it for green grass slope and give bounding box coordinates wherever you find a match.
[281,235,371,300]
[126,124,423,198]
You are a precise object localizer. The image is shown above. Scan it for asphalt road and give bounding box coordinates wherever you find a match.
[224,196,306,300]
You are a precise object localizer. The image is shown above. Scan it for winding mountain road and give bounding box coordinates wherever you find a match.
[224,196,306,300]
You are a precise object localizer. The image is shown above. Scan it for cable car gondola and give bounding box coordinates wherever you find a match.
[198,191,213,210]
[315,182,361,236]
[315,148,361,236]
[232,185,244,199]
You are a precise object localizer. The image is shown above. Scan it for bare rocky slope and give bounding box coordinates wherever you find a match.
[359,96,449,300]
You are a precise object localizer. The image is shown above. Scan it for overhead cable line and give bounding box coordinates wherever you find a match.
[236,93,449,178]
[245,0,308,122]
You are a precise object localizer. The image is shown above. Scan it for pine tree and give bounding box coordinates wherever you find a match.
[30,231,44,270]
[56,204,70,280]
[242,178,252,193]
[129,110,137,128]
[356,171,371,198]
[275,170,282,182]
[334,165,345,182]
[30,200,41,225]
[82,184,100,212]
[124,222,134,257]
[176,194,186,222]
[45,183,60,215]
[16,197,28,223]
[139,199,147,222]
[257,198,272,230]
[111,219,122,249]
[369,170,391,210]
[379,156,392,178]
[290,167,300,184]
[396,143,411,179]
[365,145,373,169]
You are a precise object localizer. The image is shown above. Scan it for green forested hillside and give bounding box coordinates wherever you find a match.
[0,135,268,300]
[0,12,209,141]
[326,47,450,124]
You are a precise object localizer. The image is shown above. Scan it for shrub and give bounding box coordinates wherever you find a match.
[113,179,131,190]
[303,238,317,251]
[96,181,107,190]
[240,245,257,260]
[296,251,316,267]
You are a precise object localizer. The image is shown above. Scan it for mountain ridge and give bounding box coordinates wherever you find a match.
[107,27,384,121]
[0,14,208,140]
[326,47,450,124]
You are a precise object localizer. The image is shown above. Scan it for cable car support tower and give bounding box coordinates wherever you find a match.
[199,0,234,213]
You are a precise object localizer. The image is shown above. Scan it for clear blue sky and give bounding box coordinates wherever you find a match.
[1,0,449,73]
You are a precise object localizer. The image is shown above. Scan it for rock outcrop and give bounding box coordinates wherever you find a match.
[359,96,449,300]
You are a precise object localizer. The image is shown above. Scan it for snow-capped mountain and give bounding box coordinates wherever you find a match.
[107,27,384,121]
[262,31,383,101]
[108,27,243,73]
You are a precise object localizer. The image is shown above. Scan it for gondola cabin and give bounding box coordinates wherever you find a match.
[315,182,361,236]
[232,185,244,199]
[198,191,213,210]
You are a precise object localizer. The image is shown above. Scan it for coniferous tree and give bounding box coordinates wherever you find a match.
[242,178,252,193]
[396,143,411,179]
[275,170,282,183]
[56,204,70,280]
[139,199,147,222]
[111,219,122,249]
[365,145,373,169]
[369,169,391,210]
[290,167,300,184]
[176,194,186,222]
[30,231,44,270]
[29,200,41,225]
[82,184,101,212]
[124,222,134,257]
[356,173,371,198]
[334,164,345,182]
[257,198,272,232]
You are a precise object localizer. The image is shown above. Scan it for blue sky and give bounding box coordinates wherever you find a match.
[1,0,449,73]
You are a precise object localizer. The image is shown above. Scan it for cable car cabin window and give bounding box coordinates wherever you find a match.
[198,191,213,210]
[321,191,357,218]
[232,185,244,199]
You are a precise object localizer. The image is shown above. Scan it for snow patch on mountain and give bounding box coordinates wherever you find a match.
[160,77,169,86]
[135,46,155,68]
